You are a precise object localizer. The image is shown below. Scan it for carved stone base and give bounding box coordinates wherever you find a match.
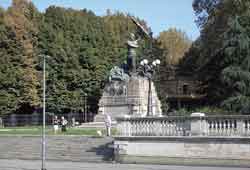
[94,74,162,122]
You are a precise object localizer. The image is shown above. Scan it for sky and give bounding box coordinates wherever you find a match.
[1,0,200,40]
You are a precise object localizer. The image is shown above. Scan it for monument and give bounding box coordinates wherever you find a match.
[94,18,162,122]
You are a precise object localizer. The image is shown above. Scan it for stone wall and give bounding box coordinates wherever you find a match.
[114,114,250,166]
[114,136,250,167]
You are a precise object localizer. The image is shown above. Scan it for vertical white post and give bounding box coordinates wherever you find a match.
[190,113,206,136]
[41,56,46,170]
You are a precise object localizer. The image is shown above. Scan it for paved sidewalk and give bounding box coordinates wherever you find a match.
[0,159,249,170]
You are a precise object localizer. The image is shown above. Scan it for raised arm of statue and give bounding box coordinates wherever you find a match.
[127,33,139,48]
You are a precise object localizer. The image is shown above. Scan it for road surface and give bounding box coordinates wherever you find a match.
[0,159,249,170]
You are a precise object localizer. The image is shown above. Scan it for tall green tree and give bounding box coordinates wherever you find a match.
[221,6,250,113]
[157,28,192,65]
[4,0,41,113]
[0,0,164,116]
[181,0,250,113]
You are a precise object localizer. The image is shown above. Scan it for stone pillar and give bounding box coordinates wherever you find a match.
[190,112,207,136]
[236,119,245,136]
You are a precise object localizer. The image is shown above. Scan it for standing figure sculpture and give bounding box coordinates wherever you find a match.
[127,33,139,74]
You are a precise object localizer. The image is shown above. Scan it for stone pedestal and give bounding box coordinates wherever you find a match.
[127,75,162,117]
[94,75,162,122]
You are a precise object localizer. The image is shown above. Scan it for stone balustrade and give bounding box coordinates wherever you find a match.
[206,115,250,136]
[116,114,250,137]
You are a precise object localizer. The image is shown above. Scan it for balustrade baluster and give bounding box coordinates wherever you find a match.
[159,120,164,136]
[234,120,237,136]
[180,120,184,136]
[143,120,147,136]
[211,121,215,136]
[179,120,183,136]
[161,121,165,136]
[133,121,136,136]
[165,120,168,136]
[149,121,152,136]
[153,121,157,136]
[176,121,179,136]
[219,121,222,136]
[221,120,227,136]
[140,121,143,136]
[225,120,228,136]
[156,121,161,136]
[247,121,250,136]
[136,121,140,136]
[170,122,174,136]
[214,121,217,136]
[172,121,175,136]
[229,120,233,136]
[169,121,173,136]
[134,120,137,136]
[131,121,134,136]
[209,121,212,136]
[208,121,212,136]
[146,120,149,135]
[152,121,155,136]
[166,121,169,136]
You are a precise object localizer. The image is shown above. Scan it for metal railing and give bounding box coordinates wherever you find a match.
[0,113,94,127]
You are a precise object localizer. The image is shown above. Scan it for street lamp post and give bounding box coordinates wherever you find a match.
[139,59,160,116]
[41,55,49,170]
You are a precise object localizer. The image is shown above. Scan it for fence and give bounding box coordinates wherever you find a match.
[0,112,95,127]
[116,114,250,137]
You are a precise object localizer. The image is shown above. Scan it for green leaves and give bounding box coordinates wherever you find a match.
[180,0,250,114]
[0,1,162,115]
[222,96,250,114]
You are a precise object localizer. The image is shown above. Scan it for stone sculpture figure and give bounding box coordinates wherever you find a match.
[105,66,129,96]
[127,33,139,74]
[108,66,129,82]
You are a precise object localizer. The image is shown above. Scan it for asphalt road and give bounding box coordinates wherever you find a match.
[0,159,249,170]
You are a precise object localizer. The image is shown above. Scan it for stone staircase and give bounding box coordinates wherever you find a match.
[0,136,114,162]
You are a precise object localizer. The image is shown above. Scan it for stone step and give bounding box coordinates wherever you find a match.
[0,136,114,162]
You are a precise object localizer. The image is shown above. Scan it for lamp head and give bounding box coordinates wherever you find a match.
[155,59,161,65]
[152,59,160,67]
[152,61,157,67]
[143,59,148,65]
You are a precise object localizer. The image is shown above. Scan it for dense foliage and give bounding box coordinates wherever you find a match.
[180,0,250,114]
[5,0,247,116]
[157,28,192,65]
[0,0,167,116]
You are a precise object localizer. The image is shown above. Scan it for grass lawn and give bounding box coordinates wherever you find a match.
[0,126,116,136]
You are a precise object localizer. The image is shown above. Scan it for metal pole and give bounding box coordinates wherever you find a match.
[147,77,152,116]
[84,95,87,122]
[41,56,46,170]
